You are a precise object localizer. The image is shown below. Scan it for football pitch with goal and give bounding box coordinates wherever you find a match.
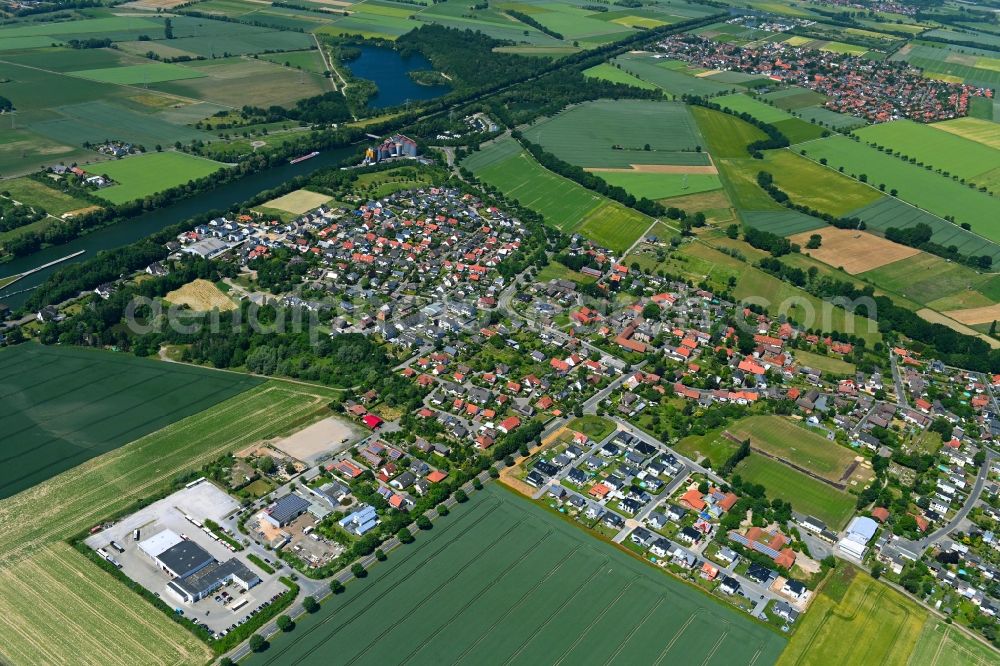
[249,485,786,665]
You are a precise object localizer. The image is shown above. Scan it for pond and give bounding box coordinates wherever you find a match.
[347,45,450,109]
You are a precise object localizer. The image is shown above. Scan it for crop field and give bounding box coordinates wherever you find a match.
[692,106,769,159]
[854,119,1000,182]
[847,197,1000,265]
[591,172,721,199]
[0,377,339,665]
[614,54,741,96]
[789,227,920,274]
[94,152,227,204]
[260,188,332,214]
[803,136,1000,243]
[909,620,1000,666]
[462,138,650,251]
[582,62,656,89]
[259,49,327,74]
[796,105,866,130]
[760,86,827,110]
[726,415,862,484]
[523,100,710,168]
[0,16,164,39]
[70,62,207,85]
[777,570,927,666]
[734,455,857,528]
[247,484,786,666]
[933,116,1000,150]
[149,56,329,107]
[758,150,884,216]
[0,344,260,499]
[742,211,825,235]
[859,252,1000,309]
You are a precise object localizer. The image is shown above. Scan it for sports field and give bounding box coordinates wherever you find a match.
[777,569,927,666]
[854,119,1000,182]
[726,415,862,484]
[94,152,228,204]
[735,455,857,528]
[462,137,650,252]
[246,484,787,665]
[0,378,340,666]
[523,99,710,168]
[0,344,260,499]
[802,136,1000,244]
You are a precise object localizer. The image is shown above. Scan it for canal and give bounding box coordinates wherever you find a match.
[0,144,360,309]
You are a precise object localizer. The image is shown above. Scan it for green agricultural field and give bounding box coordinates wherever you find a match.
[0,377,339,666]
[691,105,768,159]
[777,570,928,666]
[614,53,741,97]
[803,136,1000,243]
[717,159,786,211]
[735,455,857,528]
[94,152,228,205]
[0,177,94,216]
[908,619,1000,666]
[462,138,650,251]
[741,211,826,235]
[753,149,884,216]
[523,99,709,168]
[246,484,786,666]
[69,62,207,85]
[715,94,827,143]
[858,252,999,309]
[760,86,827,110]
[726,415,859,482]
[854,119,1000,182]
[595,172,721,199]
[0,344,261,499]
[582,62,656,89]
[796,105,866,131]
[0,16,163,39]
[848,197,1000,266]
[259,49,327,74]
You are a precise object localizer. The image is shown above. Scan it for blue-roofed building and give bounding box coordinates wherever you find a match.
[265,493,312,527]
[340,505,379,536]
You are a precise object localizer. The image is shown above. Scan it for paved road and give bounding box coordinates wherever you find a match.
[889,351,908,407]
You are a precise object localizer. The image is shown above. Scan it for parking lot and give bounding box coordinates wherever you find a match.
[84,480,289,636]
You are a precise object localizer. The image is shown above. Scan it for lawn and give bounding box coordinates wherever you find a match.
[0,377,339,666]
[0,344,261,499]
[245,484,786,665]
[523,99,710,169]
[777,570,928,666]
[726,415,858,482]
[854,119,1000,182]
[735,455,857,528]
[802,136,1000,245]
[566,415,616,441]
[792,348,856,376]
[94,152,228,204]
[462,138,650,252]
[673,427,741,468]
[536,261,597,285]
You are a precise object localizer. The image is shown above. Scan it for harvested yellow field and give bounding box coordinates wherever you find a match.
[918,309,1000,348]
[164,279,236,311]
[789,227,920,274]
[943,303,1000,325]
[261,188,332,214]
[0,543,211,666]
[934,117,1000,151]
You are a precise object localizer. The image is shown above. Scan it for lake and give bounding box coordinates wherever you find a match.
[347,45,450,109]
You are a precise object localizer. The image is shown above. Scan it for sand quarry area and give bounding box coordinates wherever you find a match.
[271,416,359,465]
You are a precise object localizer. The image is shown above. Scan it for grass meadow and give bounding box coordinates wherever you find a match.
[726,416,861,482]
[244,485,786,665]
[691,106,769,159]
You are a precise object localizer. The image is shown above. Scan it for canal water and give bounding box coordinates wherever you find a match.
[347,45,450,109]
[0,144,359,309]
